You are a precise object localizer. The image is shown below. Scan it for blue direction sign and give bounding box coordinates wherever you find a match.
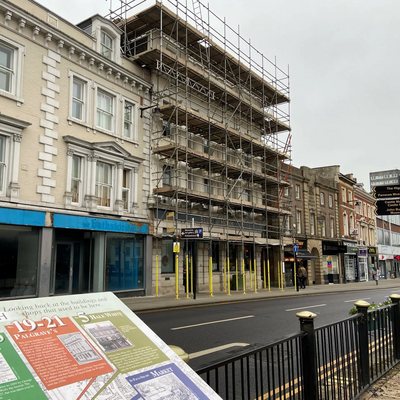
[293,244,299,253]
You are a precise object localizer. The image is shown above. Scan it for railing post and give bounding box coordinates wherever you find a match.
[390,294,400,360]
[355,300,370,388]
[297,311,318,400]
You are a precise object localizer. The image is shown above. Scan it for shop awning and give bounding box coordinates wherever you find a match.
[285,251,318,259]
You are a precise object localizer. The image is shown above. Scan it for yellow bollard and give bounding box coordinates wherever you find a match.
[191,256,193,295]
[227,258,231,295]
[156,254,159,297]
[223,258,226,292]
[294,272,297,291]
[209,256,213,297]
[235,259,239,292]
[263,260,266,290]
[242,259,246,294]
[254,259,258,294]
[281,261,284,292]
[175,254,179,299]
[186,255,189,299]
[267,260,271,292]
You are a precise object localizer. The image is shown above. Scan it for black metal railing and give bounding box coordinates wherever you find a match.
[197,333,305,400]
[196,295,400,400]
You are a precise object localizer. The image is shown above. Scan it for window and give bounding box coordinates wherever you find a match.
[0,44,12,93]
[283,187,289,197]
[342,188,346,202]
[295,184,300,199]
[320,192,325,205]
[71,155,82,204]
[321,219,326,237]
[96,89,114,131]
[162,165,171,186]
[64,137,139,213]
[122,170,130,210]
[0,37,24,102]
[343,213,348,236]
[96,162,112,207]
[101,30,113,59]
[0,136,5,191]
[348,190,353,203]
[350,214,354,230]
[204,178,211,194]
[123,102,135,140]
[162,120,171,136]
[328,194,333,208]
[330,218,334,237]
[244,189,252,202]
[310,213,315,235]
[296,210,301,234]
[72,78,85,120]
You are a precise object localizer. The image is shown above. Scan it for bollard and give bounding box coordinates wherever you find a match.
[390,294,400,360]
[355,300,370,389]
[297,311,318,400]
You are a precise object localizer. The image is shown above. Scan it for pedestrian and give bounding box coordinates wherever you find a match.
[297,264,307,289]
[372,267,380,285]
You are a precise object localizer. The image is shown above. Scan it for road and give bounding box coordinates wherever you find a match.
[138,288,400,370]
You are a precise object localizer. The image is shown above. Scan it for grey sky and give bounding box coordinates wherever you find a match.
[36,0,400,190]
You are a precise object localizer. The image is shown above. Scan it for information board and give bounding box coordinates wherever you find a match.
[181,228,204,239]
[0,293,221,399]
[375,199,400,216]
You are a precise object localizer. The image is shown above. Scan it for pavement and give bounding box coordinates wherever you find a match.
[121,278,400,399]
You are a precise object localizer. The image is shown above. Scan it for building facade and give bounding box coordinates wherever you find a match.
[110,1,293,295]
[0,0,153,300]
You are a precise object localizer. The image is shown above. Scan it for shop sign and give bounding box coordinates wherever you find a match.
[368,247,377,254]
[358,249,368,257]
[380,255,394,260]
[0,293,220,399]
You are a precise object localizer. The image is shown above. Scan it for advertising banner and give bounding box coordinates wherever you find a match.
[0,292,221,399]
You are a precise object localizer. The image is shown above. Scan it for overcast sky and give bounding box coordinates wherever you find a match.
[36,0,400,190]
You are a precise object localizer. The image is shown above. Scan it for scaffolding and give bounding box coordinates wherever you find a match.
[107,0,292,292]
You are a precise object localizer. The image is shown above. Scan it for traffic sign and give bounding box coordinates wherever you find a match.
[181,228,203,239]
[373,185,400,199]
[173,242,180,253]
[293,244,299,253]
[375,199,400,216]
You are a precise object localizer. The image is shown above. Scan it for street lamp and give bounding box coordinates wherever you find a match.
[139,104,161,118]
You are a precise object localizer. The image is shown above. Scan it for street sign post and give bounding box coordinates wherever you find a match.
[181,228,203,239]
[373,185,400,199]
[375,199,400,216]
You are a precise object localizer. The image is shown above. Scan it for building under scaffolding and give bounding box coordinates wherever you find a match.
[109,0,292,295]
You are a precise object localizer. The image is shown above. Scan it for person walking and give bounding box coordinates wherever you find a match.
[373,267,380,285]
[297,264,307,289]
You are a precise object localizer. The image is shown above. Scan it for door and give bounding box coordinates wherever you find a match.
[54,243,73,294]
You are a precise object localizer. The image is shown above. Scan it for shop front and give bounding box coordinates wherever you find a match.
[0,207,151,300]
[368,247,378,280]
[342,241,359,282]
[357,248,368,281]
[322,241,346,284]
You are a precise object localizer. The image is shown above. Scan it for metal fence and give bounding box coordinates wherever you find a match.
[196,295,400,400]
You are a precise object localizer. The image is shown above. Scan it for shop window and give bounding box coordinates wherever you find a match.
[106,233,144,291]
[0,225,40,298]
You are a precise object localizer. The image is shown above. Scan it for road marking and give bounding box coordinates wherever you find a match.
[344,298,371,303]
[286,304,326,312]
[171,315,254,330]
[189,343,249,359]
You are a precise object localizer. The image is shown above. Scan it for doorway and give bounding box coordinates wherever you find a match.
[54,243,74,294]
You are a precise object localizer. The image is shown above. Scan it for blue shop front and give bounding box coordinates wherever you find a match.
[0,207,151,300]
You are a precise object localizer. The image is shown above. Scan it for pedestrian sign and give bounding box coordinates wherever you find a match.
[173,242,180,253]
[293,244,299,253]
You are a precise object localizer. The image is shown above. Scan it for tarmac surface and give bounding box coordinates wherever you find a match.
[121,279,400,399]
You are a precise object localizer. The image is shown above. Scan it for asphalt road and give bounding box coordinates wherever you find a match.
[138,287,400,370]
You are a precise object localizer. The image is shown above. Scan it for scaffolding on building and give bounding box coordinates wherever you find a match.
[106,0,292,290]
